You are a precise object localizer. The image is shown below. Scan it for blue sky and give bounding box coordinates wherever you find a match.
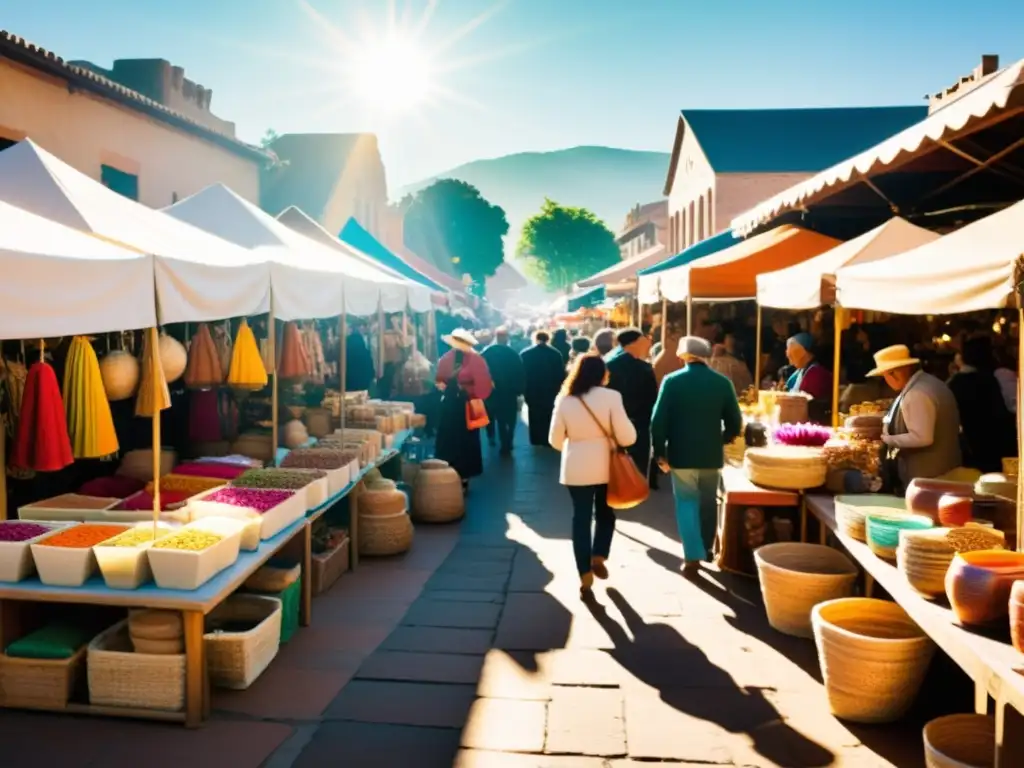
[6,0,1024,190]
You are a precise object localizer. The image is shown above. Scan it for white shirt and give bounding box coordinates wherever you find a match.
[882,371,936,449]
[549,387,637,486]
[995,367,1018,414]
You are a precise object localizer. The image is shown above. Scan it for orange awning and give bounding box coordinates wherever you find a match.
[659,224,842,302]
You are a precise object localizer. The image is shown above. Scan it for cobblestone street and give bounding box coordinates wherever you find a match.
[0,421,953,767]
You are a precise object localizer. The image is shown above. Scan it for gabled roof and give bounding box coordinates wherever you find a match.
[663,106,927,195]
[261,133,369,220]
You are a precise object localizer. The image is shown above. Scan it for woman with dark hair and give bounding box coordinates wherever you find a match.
[947,335,1017,472]
[569,336,591,363]
[549,354,637,596]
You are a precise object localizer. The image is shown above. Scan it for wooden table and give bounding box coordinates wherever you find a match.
[806,494,1024,766]
[717,466,800,573]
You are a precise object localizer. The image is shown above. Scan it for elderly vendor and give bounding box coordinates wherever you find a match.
[783,332,832,402]
[871,344,962,490]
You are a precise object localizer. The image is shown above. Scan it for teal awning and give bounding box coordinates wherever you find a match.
[637,229,738,277]
[567,284,606,312]
[339,218,445,292]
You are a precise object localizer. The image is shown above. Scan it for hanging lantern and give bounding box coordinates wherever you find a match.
[99,349,140,402]
[158,333,188,384]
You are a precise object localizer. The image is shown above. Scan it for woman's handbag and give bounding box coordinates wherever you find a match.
[466,398,490,430]
[577,397,649,509]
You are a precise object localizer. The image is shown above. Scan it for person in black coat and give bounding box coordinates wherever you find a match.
[345,321,375,392]
[947,335,1017,473]
[605,328,659,488]
[521,331,566,446]
[551,328,572,366]
[482,328,526,454]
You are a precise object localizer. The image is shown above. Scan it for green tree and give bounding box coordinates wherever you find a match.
[402,179,509,297]
[517,199,619,291]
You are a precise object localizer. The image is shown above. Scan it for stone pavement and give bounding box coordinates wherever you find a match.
[0,420,969,767]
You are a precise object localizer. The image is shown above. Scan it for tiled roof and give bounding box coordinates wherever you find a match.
[664,106,927,194]
[261,133,368,220]
[0,30,268,162]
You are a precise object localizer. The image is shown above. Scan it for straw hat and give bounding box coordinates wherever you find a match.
[867,345,920,377]
[443,328,479,352]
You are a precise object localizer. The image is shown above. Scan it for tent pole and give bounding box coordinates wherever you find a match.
[339,293,347,433]
[686,295,693,336]
[661,297,668,345]
[832,308,843,428]
[269,298,279,466]
[1017,308,1023,552]
[377,301,385,381]
[755,305,763,389]
[149,327,161,535]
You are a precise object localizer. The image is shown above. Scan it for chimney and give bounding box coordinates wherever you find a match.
[928,55,1001,114]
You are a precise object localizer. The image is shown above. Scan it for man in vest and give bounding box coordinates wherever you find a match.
[869,345,962,492]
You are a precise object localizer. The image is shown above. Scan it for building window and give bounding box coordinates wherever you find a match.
[101,164,139,201]
[0,138,16,153]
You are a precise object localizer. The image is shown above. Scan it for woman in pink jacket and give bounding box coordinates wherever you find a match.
[435,329,494,491]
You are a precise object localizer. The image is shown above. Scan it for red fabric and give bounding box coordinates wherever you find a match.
[12,362,74,472]
[436,350,494,400]
[172,461,247,480]
[78,475,145,498]
[188,389,222,443]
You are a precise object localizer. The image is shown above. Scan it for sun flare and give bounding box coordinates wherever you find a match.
[348,34,435,113]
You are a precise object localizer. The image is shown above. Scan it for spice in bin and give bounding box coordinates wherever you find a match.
[0,522,53,542]
[40,525,130,548]
[145,474,224,496]
[202,487,295,513]
[102,528,169,548]
[152,530,222,551]
[232,468,326,490]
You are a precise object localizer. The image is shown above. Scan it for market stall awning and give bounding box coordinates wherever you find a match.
[0,139,269,324]
[731,59,1024,235]
[636,229,739,304]
[836,200,1024,315]
[567,284,607,312]
[337,216,452,293]
[757,217,940,310]
[659,225,842,303]
[167,185,432,318]
[576,243,667,288]
[0,200,155,339]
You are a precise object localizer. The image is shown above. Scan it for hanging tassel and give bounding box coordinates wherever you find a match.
[136,327,171,417]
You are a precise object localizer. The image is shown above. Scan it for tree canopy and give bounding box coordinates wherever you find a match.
[517,199,619,291]
[402,179,508,296]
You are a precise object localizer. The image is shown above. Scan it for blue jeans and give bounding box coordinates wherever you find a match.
[567,485,616,576]
[670,469,721,562]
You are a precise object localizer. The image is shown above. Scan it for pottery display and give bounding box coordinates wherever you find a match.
[936,493,974,528]
[865,514,933,560]
[1011,581,1024,654]
[945,550,1024,626]
[905,478,974,519]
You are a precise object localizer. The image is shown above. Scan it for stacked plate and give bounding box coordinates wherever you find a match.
[897,526,1007,599]
[834,494,907,542]
[866,514,933,560]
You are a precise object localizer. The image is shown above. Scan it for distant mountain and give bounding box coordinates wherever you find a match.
[397,146,671,260]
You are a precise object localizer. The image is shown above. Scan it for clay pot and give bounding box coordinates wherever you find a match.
[905,478,974,519]
[945,550,1024,626]
[1011,581,1024,653]
[937,493,974,528]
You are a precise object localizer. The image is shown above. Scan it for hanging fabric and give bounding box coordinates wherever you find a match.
[12,359,74,472]
[227,318,269,391]
[64,336,119,459]
[184,323,224,389]
[135,328,171,418]
[278,321,312,381]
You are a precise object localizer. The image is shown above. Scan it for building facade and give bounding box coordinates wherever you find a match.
[0,32,266,207]
[663,106,928,254]
[616,200,669,260]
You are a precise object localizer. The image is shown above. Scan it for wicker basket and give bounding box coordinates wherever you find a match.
[811,598,934,723]
[834,494,908,542]
[359,487,407,516]
[1002,457,1018,478]
[923,714,994,768]
[358,511,413,556]
[775,393,810,424]
[304,408,333,439]
[87,620,185,711]
[754,543,858,638]
[744,446,827,490]
[412,465,465,523]
[0,646,86,709]
[204,595,282,690]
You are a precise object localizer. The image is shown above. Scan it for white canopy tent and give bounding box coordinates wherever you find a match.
[757,218,940,309]
[166,185,431,318]
[576,243,667,289]
[836,201,1024,315]
[0,139,270,323]
[0,200,155,339]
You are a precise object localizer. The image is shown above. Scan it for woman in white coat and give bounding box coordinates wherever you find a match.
[549,354,637,596]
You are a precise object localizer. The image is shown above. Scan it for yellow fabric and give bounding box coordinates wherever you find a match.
[227,319,269,390]
[63,336,119,459]
[135,327,171,417]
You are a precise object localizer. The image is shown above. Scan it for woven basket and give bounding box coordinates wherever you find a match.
[231,434,275,464]
[412,465,465,523]
[304,408,333,439]
[754,543,858,638]
[923,714,994,768]
[87,620,185,711]
[811,598,934,723]
[834,494,907,542]
[744,446,827,490]
[776,393,810,424]
[866,514,934,560]
[358,511,413,556]
[360,487,407,516]
[0,646,86,709]
[204,595,282,690]
[1002,457,1018,478]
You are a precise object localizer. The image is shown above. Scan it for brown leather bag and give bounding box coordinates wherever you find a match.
[577,397,649,510]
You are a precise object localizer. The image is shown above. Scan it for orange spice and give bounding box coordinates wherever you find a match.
[40,525,130,548]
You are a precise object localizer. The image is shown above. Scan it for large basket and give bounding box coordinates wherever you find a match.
[811,598,934,723]
[358,511,413,556]
[204,595,282,690]
[754,543,858,638]
[360,487,407,516]
[923,714,994,768]
[0,646,86,710]
[743,446,827,490]
[412,463,465,523]
[87,620,185,711]
[834,494,907,542]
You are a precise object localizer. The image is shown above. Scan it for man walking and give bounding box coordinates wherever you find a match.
[521,331,566,446]
[652,337,743,575]
[605,328,659,488]
[482,328,526,454]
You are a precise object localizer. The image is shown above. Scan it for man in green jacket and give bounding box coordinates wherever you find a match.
[652,336,743,574]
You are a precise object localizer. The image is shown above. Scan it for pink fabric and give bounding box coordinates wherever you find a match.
[436,350,494,400]
[189,389,222,443]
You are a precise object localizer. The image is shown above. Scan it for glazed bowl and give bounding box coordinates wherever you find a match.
[946,550,1024,626]
[866,514,933,560]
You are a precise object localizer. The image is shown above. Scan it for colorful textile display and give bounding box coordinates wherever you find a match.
[184,323,224,389]
[227,319,268,390]
[278,322,312,381]
[12,361,74,472]
[188,389,223,443]
[64,336,119,459]
[301,324,327,384]
[135,327,171,417]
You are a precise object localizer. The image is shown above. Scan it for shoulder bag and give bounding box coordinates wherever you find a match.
[576,396,649,510]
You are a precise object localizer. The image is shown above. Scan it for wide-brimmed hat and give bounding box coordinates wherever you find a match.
[443,328,479,352]
[867,344,920,377]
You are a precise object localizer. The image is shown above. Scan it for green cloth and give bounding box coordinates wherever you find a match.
[6,621,93,659]
[652,362,743,470]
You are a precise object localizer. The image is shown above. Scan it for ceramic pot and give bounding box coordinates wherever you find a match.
[937,493,974,528]
[1010,581,1024,653]
[906,478,974,519]
[945,550,1024,626]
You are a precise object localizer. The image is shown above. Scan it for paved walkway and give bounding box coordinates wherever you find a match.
[1,420,962,767]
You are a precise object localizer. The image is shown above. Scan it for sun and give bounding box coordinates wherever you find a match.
[347,34,435,114]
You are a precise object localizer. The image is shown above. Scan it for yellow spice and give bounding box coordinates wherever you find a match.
[106,529,165,548]
[152,530,222,552]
